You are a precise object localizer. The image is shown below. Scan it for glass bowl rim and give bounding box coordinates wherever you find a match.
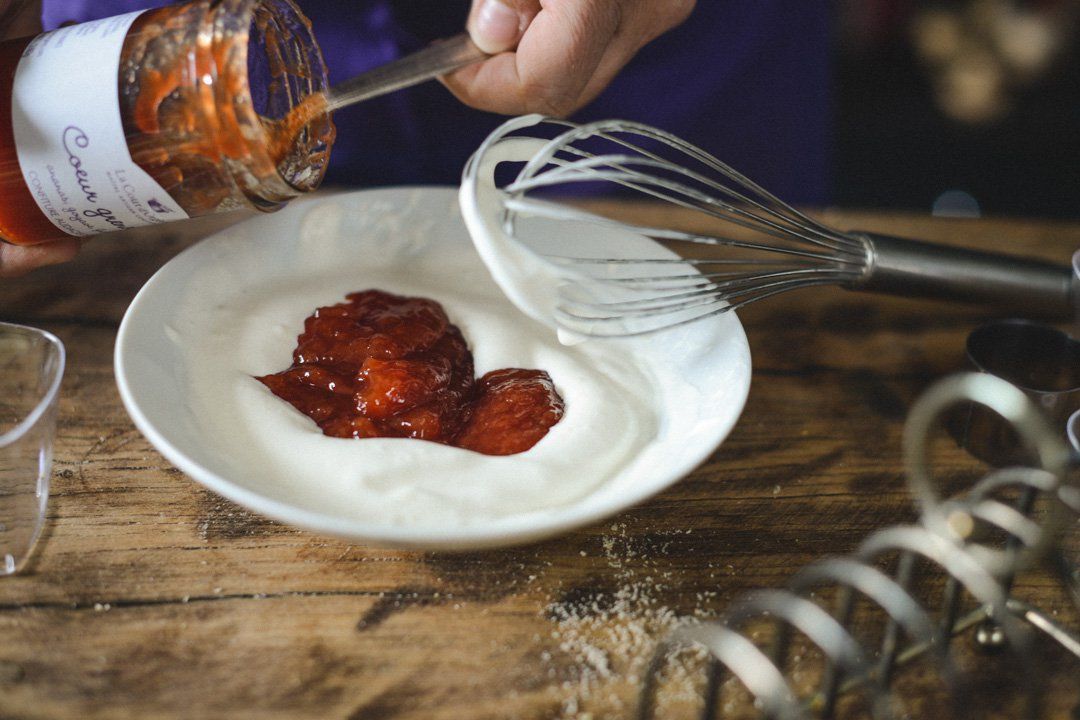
[0,321,65,447]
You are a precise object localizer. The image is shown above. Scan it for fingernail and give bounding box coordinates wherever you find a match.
[471,0,521,54]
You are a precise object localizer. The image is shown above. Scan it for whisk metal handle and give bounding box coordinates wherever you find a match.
[324,34,489,112]
[852,233,1078,320]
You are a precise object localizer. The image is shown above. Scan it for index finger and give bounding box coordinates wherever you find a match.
[446,0,623,116]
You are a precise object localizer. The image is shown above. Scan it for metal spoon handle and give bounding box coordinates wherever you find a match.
[325,33,489,112]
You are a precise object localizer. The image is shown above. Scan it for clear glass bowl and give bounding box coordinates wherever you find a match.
[0,322,64,576]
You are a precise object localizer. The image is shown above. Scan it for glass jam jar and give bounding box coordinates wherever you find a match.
[0,0,334,246]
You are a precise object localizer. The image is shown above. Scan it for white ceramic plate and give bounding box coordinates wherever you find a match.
[115,187,750,549]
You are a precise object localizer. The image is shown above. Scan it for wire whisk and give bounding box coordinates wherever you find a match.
[637,373,1080,720]
[460,116,1078,337]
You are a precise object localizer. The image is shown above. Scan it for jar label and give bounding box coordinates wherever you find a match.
[11,11,189,237]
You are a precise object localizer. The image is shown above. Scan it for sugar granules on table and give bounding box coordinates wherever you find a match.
[540,522,717,719]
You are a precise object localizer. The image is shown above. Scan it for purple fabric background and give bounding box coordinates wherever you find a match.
[43,0,831,204]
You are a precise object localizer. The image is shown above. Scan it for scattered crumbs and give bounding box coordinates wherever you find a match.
[195,495,298,540]
[213,587,222,594]
[542,522,713,719]
[181,595,190,603]
[773,485,781,496]
[93,603,111,612]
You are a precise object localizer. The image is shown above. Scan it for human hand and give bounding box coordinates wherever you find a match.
[0,2,80,277]
[0,239,82,278]
[444,0,694,117]
[0,0,41,39]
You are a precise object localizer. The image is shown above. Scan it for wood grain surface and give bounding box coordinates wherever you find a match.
[0,199,1077,719]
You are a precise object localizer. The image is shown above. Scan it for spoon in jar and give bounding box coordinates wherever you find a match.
[268,34,488,162]
[325,33,489,111]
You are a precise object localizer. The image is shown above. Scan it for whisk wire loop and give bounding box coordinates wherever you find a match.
[503,196,863,268]
[556,273,854,325]
[506,139,868,259]
[464,115,1077,336]
[513,118,839,238]
[552,277,848,336]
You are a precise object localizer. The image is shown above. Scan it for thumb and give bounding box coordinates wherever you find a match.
[467,0,537,54]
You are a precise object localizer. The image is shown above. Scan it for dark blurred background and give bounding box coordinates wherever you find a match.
[832,0,1079,219]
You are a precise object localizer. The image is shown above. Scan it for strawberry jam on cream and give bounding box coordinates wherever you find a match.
[256,290,564,455]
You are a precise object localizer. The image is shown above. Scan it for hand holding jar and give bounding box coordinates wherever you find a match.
[0,0,699,277]
[3,1,828,278]
[0,0,80,277]
[447,0,696,116]
[0,0,332,276]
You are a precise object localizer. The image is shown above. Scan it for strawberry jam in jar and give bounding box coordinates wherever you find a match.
[0,0,334,245]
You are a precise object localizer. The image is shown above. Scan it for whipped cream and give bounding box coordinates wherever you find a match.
[174,221,665,529]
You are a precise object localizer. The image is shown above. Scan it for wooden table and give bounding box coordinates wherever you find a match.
[1,200,1077,719]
